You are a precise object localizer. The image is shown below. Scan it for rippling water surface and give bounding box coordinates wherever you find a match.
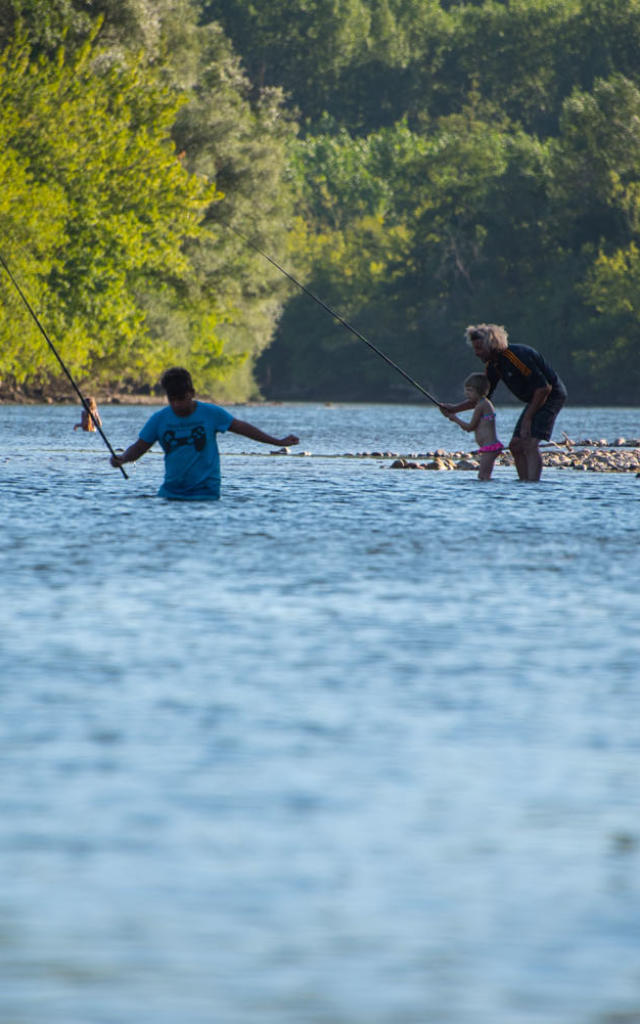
[1,403,640,1024]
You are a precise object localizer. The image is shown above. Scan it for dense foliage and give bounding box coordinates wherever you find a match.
[244,0,640,403]
[0,0,296,398]
[1,0,639,402]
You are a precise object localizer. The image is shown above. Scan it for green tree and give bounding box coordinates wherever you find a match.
[171,21,299,398]
[202,0,371,118]
[578,243,640,401]
[0,1,299,397]
[0,34,220,389]
[552,75,640,398]
[0,83,69,384]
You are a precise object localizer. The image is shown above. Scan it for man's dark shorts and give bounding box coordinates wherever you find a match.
[512,393,566,441]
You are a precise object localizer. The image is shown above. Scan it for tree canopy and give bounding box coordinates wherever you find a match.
[1,0,639,403]
[0,0,297,398]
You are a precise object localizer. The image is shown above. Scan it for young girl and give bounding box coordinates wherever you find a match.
[443,372,503,480]
[74,396,102,432]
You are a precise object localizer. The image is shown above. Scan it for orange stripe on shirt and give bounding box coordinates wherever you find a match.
[503,348,532,376]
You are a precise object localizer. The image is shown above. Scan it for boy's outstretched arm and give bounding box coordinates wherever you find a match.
[110,438,152,468]
[229,419,299,447]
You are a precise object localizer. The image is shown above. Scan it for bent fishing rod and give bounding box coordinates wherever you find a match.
[225,222,442,407]
[0,252,128,478]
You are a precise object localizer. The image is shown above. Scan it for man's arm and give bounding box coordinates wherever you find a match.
[110,438,152,468]
[229,418,299,447]
[519,384,552,438]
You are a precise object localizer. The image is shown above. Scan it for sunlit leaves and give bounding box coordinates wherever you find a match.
[0,33,221,388]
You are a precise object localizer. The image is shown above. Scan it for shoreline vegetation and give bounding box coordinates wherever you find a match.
[0,383,274,407]
[0,384,159,406]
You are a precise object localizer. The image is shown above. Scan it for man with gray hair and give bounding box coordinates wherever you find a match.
[441,324,567,481]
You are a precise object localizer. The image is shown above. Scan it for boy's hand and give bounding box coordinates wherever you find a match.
[109,439,150,468]
[277,434,299,446]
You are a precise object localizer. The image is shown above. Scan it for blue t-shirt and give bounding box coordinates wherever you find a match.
[139,402,234,500]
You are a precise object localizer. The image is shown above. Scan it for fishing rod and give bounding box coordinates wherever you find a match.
[225,222,442,407]
[0,252,128,478]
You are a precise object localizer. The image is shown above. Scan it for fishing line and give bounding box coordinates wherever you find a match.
[0,252,128,478]
[225,222,442,407]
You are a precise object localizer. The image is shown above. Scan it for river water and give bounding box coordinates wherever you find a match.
[1,402,639,1024]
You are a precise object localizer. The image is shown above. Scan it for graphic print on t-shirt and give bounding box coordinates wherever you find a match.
[161,424,207,454]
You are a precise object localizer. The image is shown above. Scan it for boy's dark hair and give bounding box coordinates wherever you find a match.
[161,367,194,399]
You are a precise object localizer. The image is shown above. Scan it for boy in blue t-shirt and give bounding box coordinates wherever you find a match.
[110,367,299,499]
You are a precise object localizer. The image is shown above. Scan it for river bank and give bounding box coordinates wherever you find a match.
[0,385,275,406]
[0,383,160,405]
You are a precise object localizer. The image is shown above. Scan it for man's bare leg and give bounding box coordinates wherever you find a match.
[510,437,543,480]
[523,438,543,480]
[510,437,528,479]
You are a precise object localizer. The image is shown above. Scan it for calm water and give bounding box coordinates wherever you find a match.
[1,403,639,1024]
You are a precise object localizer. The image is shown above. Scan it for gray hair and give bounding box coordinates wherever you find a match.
[465,323,509,353]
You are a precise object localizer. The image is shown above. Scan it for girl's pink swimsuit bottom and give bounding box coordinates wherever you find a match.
[476,441,504,453]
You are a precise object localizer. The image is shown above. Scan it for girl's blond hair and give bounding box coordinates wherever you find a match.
[465,323,509,352]
[464,372,490,397]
